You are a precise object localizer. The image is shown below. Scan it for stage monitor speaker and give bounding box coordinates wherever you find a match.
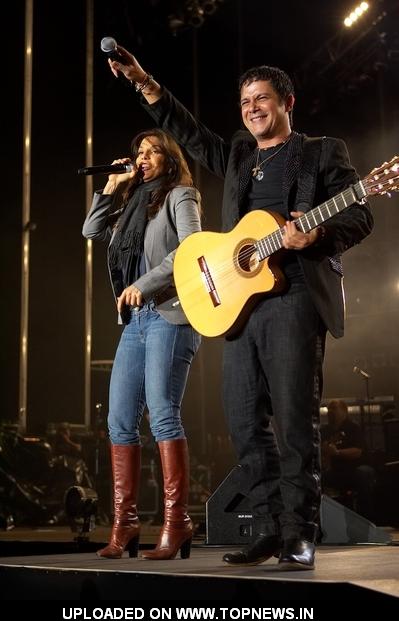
[206,465,253,545]
[206,465,392,545]
[319,494,391,544]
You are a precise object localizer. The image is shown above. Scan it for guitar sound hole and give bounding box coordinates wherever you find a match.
[237,244,259,273]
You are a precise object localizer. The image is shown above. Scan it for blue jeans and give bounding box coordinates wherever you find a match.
[108,304,201,445]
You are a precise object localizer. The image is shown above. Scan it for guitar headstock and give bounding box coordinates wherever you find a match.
[363,155,399,197]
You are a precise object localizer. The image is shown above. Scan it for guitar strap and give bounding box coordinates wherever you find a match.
[296,136,343,276]
[294,135,323,213]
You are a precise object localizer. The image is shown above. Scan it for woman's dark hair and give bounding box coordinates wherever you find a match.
[122,128,193,219]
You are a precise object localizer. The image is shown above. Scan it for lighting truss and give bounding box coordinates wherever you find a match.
[294,5,387,92]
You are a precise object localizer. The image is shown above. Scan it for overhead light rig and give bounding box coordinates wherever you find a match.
[293,0,397,115]
[168,0,225,34]
[344,1,370,28]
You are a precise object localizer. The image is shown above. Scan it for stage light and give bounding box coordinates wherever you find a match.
[167,0,223,34]
[186,1,205,28]
[344,2,369,28]
[168,13,186,33]
[201,0,217,15]
[64,485,98,541]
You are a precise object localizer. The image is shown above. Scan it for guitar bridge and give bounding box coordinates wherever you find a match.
[198,256,221,307]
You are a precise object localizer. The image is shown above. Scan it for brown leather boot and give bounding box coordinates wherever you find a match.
[97,444,141,559]
[141,439,193,560]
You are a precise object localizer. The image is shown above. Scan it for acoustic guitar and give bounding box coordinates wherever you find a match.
[173,156,399,337]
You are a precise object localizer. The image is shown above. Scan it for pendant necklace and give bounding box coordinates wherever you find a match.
[252,135,291,181]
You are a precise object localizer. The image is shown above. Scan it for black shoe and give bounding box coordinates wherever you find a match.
[223,534,281,566]
[278,538,315,571]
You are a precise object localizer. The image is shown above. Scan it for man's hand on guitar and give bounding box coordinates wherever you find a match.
[283,211,320,250]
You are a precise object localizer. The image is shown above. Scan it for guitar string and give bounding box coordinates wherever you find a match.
[176,212,318,300]
[175,175,398,303]
[218,168,397,273]
[177,177,398,296]
[175,216,332,301]
[205,180,375,273]
[176,206,322,295]
[176,199,331,291]
[175,197,382,312]
[210,177,387,281]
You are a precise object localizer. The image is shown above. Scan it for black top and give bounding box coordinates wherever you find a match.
[246,146,303,282]
[321,418,363,450]
[247,145,287,213]
[321,418,364,476]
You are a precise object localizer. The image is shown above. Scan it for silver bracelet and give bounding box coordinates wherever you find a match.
[134,73,153,93]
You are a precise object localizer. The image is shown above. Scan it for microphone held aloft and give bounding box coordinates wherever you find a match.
[100,36,123,63]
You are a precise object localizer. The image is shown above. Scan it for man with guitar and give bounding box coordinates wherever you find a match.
[107,47,374,570]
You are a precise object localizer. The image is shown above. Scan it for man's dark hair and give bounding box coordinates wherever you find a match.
[239,65,295,101]
[239,66,295,125]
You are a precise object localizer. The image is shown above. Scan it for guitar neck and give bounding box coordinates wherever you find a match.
[256,180,366,260]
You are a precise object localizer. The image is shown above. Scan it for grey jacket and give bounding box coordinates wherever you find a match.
[82,185,202,324]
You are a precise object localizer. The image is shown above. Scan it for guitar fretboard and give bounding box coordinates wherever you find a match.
[256,181,366,260]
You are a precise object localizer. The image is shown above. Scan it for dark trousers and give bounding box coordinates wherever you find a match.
[223,282,326,542]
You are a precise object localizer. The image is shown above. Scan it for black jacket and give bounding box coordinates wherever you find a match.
[142,88,374,337]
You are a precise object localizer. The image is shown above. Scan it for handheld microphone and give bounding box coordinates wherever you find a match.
[78,163,134,176]
[353,366,371,379]
[100,36,124,63]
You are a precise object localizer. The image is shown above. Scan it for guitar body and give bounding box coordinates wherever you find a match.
[173,210,286,337]
[173,154,399,337]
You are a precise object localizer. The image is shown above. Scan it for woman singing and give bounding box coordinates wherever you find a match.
[82,129,201,560]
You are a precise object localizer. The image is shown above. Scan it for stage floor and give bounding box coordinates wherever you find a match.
[1,545,399,593]
[1,527,399,601]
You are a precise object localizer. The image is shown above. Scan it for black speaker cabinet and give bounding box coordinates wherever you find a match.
[206,465,253,545]
[206,465,391,545]
[320,494,391,544]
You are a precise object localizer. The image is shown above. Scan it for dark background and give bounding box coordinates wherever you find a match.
[2,0,399,482]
